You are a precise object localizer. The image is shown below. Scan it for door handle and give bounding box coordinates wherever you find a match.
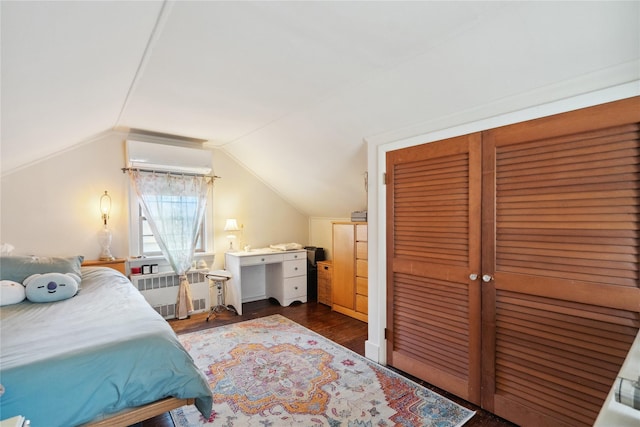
[482,274,494,282]
[469,274,478,281]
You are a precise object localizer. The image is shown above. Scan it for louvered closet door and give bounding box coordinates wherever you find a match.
[386,133,482,404]
[481,97,640,426]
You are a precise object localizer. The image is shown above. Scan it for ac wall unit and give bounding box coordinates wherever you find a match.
[126,140,213,175]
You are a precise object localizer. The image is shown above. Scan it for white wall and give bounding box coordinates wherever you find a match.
[211,148,309,269]
[0,133,309,270]
[1,132,129,259]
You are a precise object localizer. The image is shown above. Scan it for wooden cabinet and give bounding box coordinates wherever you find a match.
[82,258,127,274]
[332,222,367,322]
[317,261,332,306]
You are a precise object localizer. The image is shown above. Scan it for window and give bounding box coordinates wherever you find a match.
[138,204,205,256]
[128,185,213,258]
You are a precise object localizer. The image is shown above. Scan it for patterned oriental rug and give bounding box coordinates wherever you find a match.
[171,314,475,427]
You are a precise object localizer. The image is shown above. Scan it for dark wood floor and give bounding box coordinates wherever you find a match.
[139,299,517,427]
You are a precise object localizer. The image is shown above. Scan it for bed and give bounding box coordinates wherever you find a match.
[0,264,213,426]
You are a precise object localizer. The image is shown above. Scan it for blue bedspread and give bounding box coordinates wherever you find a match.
[0,267,212,426]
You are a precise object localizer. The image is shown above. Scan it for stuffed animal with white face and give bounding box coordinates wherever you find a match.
[23,272,80,303]
[0,280,26,306]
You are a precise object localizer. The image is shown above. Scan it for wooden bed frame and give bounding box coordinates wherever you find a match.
[83,396,194,426]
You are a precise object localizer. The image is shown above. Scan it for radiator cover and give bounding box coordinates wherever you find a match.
[130,270,210,319]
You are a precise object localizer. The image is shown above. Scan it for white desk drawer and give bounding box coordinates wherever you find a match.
[239,253,284,266]
[283,251,305,261]
[283,276,306,298]
[283,259,306,277]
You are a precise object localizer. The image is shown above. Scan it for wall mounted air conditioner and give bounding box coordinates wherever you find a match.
[125,140,213,175]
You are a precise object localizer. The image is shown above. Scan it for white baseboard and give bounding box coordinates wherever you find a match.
[365,340,383,364]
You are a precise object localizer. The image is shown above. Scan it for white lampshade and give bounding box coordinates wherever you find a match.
[224,219,240,251]
[224,218,240,231]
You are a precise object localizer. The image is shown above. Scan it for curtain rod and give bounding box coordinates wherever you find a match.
[121,167,220,179]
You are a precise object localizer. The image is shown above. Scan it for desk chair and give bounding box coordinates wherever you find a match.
[205,270,236,321]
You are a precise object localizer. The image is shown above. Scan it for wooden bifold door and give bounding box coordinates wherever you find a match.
[386,96,640,426]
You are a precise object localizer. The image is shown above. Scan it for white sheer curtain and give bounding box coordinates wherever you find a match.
[129,170,212,319]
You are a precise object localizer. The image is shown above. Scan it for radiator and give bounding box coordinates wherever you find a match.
[130,270,210,319]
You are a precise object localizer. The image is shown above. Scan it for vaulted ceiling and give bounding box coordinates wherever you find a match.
[2,1,638,217]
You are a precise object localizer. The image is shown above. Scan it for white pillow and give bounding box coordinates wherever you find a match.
[0,280,26,306]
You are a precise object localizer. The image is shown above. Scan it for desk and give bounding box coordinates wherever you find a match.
[225,249,307,315]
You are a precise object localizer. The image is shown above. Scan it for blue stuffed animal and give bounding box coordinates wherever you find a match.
[23,272,80,303]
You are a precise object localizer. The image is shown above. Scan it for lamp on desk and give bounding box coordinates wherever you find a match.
[224,218,240,251]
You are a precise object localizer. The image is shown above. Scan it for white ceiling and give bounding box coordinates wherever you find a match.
[2,1,639,217]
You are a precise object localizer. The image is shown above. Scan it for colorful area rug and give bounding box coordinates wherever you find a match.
[171,314,475,426]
